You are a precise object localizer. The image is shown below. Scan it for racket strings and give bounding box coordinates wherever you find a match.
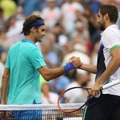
[57,87,91,113]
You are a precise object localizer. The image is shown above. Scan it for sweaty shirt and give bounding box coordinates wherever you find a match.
[96,25,120,96]
[5,39,46,104]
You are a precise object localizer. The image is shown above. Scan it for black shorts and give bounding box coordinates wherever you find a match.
[82,94,120,120]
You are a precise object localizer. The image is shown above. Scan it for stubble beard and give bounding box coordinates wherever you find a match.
[98,23,105,31]
[35,38,42,42]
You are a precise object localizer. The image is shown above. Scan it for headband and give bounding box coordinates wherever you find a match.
[20,20,45,34]
[29,20,45,28]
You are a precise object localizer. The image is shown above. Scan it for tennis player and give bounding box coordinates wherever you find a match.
[1,15,81,120]
[79,4,120,120]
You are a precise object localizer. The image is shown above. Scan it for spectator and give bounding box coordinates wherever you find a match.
[49,75,70,95]
[18,0,40,16]
[41,82,59,104]
[61,0,84,34]
[0,8,5,30]
[64,73,91,103]
[0,30,10,51]
[0,0,17,19]
[6,15,24,46]
[41,0,62,31]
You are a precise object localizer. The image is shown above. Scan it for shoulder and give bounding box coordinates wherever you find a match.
[22,41,41,53]
[102,25,120,37]
[8,42,21,52]
[49,92,58,97]
[101,25,120,48]
[101,25,120,43]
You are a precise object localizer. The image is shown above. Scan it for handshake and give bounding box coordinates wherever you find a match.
[63,56,83,73]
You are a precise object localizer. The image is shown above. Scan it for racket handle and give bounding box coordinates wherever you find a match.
[95,79,120,98]
[101,79,120,90]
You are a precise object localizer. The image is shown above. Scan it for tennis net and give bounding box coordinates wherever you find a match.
[0,103,84,120]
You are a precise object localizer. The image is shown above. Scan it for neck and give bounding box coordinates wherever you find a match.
[25,35,36,43]
[105,22,115,29]
[44,92,49,97]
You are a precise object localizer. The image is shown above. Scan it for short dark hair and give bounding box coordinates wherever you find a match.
[99,4,118,23]
[22,15,44,35]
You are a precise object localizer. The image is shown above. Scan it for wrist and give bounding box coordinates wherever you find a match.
[96,80,103,86]
[63,62,75,72]
[79,62,83,68]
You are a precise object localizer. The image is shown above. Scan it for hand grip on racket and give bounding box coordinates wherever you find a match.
[57,79,120,113]
[95,79,120,98]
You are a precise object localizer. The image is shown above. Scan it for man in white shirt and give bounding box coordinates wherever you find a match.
[79,4,120,120]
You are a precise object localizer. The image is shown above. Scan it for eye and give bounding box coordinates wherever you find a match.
[41,29,45,32]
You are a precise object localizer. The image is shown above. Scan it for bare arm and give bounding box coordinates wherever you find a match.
[1,68,10,104]
[38,66,65,81]
[79,63,97,74]
[95,47,120,85]
[91,47,120,96]
[38,57,82,81]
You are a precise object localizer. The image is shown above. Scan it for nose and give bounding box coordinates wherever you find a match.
[97,17,99,23]
[42,31,46,36]
[43,32,46,36]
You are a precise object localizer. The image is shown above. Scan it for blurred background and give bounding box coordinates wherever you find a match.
[0,0,120,104]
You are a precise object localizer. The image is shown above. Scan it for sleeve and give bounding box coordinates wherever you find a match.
[101,30,120,51]
[29,48,46,69]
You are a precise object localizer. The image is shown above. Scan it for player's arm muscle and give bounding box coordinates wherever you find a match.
[1,68,10,104]
[96,47,120,84]
[38,66,66,81]
[79,64,97,74]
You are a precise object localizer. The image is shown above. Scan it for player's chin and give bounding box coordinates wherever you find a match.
[37,38,43,42]
[39,39,43,42]
[40,37,44,42]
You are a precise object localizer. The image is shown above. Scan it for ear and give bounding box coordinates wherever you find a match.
[30,27,36,33]
[104,13,109,21]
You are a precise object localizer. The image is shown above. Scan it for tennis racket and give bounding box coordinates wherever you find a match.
[57,79,120,113]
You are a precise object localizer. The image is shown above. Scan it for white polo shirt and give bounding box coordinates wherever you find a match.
[97,24,120,96]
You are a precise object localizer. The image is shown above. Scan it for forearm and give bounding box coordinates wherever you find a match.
[39,65,71,81]
[79,63,97,74]
[96,57,120,85]
[1,68,10,104]
[1,77,9,104]
[44,67,66,81]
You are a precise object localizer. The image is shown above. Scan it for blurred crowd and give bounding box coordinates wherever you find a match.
[0,0,120,104]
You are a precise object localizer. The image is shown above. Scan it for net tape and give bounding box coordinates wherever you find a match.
[0,103,84,111]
